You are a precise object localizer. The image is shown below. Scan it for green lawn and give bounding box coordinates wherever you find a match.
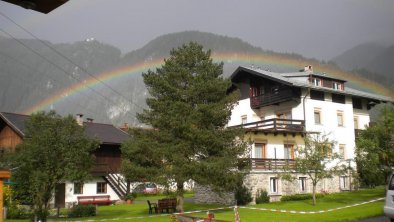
[6,187,386,222]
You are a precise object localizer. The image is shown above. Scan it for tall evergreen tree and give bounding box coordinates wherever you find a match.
[12,111,99,221]
[122,42,249,211]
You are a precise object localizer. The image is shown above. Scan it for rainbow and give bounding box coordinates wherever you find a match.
[24,52,394,114]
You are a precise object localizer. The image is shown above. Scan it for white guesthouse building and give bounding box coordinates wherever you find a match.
[195,65,393,204]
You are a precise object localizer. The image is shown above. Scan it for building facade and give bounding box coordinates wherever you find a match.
[195,65,392,204]
[226,65,392,202]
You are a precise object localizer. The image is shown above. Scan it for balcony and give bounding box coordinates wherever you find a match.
[250,88,299,109]
[251,158,295,170]
[234,118,305,134]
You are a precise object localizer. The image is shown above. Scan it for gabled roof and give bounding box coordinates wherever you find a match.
[0,112,129,145]
[0,112,28,137]
[84,122,129,145]
[231,66,393,103]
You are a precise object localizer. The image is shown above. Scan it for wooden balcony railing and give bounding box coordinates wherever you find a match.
[233,118,305,133]
[250,88,297,108]
[251,158,295,170]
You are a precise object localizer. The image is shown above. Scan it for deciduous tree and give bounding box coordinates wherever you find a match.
[282,134,342,205]
[356,104,394,187]
[12,111,99,221]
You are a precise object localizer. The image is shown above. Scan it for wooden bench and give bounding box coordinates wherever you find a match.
[157,198,177,213]
[77,195,112,205]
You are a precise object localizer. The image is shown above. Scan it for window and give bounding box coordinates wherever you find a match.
[333,82,342,90]
[337,111,344,127]
[254,143,266,159]
[311,78,321,86]
[339,144,346,159]
[332,94,346,104]
[352,97,363,109]
[74,183,83,194]
[241,115,247,125]
[353,116,359,129]
[389,174,394,191]
[97,182,107,194]
[340,176,349,190]
[314,109,321,125]
[320,143,332,159]
[284,144,294,160]
[270,177,279,193]
[299,177,307,192]
[310,90,324,101]
[252,87,259,97]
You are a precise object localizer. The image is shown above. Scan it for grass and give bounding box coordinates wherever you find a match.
[6,187,385,222]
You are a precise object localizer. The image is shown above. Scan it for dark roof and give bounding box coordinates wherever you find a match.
[2,0,69,14]
[0,112,28,137]
[231,66,394,103]
[84,122,129,145]
[0,112,129,145]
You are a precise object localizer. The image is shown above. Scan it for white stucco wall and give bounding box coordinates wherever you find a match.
[64,177,120,205]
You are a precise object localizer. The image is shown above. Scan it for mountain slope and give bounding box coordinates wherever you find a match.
[1,31,392,125]
[331,43,394,88]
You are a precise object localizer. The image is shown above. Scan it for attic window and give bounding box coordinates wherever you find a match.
[332,94,345,104]
[310,78,321,87]
[333,82,343,90]
[310,90,324,101]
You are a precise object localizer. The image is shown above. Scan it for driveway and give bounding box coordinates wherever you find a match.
[355,216,390,222]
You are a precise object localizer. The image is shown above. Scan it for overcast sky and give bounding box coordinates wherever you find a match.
[1,0,394,60]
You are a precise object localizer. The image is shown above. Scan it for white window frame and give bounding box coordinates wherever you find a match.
[299,177,307,192]
[241,115,247,125]
[314,109,321,125]
[340,176,349,190]
[337,111,344,127]
[270,177,279,193]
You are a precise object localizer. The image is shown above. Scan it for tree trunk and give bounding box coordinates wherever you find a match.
[176,182,184,212]
[312,183,317,206]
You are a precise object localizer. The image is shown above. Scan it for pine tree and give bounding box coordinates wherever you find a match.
[122,42,249,211]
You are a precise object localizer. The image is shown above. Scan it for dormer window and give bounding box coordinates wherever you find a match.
[333,82,342,90]
[312,78,321,87]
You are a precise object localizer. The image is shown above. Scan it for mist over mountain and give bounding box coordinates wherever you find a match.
[331,43,394,88]
[1,31,392,126]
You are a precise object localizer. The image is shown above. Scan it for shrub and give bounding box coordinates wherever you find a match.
[125,192,137,200]
[280,193,325,202]
[68,204,96,218]
[235,185,252,205]
[255,189,270,204]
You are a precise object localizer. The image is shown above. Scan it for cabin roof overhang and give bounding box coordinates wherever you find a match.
[0,112,27,137]
[2,0,69,14]
[230,66,294,86]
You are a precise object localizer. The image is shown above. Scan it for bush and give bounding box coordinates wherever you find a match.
[255,189,270,204]
[125,192,137,200]
[235,185,252,206]
[68,205,96,218]
[280,193,325,202]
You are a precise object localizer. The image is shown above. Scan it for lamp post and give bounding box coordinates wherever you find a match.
[0,169,11,222]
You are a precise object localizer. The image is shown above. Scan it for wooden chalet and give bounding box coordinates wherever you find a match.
[0,112,130,207]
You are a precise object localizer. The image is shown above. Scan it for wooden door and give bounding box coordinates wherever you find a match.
[55,183,66,208]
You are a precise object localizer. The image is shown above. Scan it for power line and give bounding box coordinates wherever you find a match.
[0,51,107,119]
[0,27,139,122]
[0,10,145,112]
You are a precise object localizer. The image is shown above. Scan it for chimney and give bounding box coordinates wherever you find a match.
[86,118,94,123]
[119,123,129,132]
[304,65,313,73]
[76,114,84,126]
